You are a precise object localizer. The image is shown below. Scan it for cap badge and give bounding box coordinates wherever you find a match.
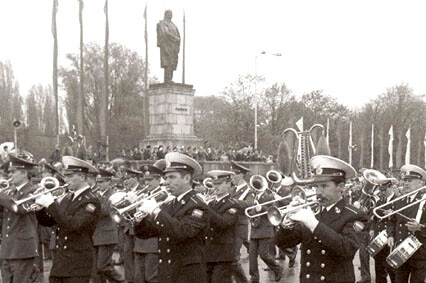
[145,172,150,176]
[315,165,323,175]
[144,165,149,171]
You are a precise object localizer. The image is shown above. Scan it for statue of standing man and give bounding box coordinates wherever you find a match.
[157,10,181,84]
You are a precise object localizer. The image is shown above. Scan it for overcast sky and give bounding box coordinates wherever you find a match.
[1,0,426,108]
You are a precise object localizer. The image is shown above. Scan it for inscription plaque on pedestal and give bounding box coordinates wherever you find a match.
[142,83,201,147]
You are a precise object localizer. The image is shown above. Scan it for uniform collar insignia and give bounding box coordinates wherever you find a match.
[334,207,341,214]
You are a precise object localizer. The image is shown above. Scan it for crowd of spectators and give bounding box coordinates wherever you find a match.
[119,144,276,163]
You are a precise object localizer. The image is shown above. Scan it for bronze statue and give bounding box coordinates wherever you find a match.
[157,10,181,83]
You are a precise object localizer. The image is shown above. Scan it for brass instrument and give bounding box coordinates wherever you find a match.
[357,169,396,212]
[267,186,320,227]
[0,179,11,190]
[266,170,282,190]
[111,188,172,223]
[372,186,426,221]
[249,175,268,192]
[109,184,150,209]
[12,177,68,212]
[203,177,214,190]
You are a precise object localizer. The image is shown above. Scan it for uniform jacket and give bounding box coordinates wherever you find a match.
[275,199,367,283]
[232,182,255,240]
[93,186,118,246]
[0,183,39,259]
[205,195,239,263]
[36,187,101,277]
[135,190,208,283]
[387,193,426,263]
[250,190,275,239]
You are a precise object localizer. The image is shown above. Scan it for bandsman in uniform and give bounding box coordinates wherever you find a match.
[134,152,208,283]
[387,164,426,282]
[229,161,255,283]
[205,170,240,283]
[122,167,145,283]
[91,168,124,283]
[248,177,282,283]
[369,178,396,283]
[275,155,367,283]
[0,155,39,283]
[35,156,101,283]
[133,164,163,283]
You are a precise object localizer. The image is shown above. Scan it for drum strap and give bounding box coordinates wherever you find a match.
[415,198,426,223]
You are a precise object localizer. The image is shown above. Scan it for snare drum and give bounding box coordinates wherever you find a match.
[386,235,423,269]
[367,230,388,257]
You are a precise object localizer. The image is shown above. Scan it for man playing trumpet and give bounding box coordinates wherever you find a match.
[274,155,367,283]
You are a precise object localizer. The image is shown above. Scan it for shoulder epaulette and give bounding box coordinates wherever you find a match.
[192,194,208,205]
[344,204,367,218]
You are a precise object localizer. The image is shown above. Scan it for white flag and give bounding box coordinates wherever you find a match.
[388,125,393,168]
[296,117,304,132]
[348,121,353,165]
[405,128,411,165]
[326,117,330,145]
[370,124,374,168]
[424,133,426,168]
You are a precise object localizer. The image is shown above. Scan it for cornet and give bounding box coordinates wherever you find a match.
[267,186,320,227]
[12,177,68,212]
[111,188,172,223]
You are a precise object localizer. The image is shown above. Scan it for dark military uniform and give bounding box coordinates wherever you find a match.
[205,195,239,283]
[387,194,426,282]
[249,190,282,283]
[370,194,395,283]
[135,190,208,283]
[92,184,123,283]
[275,199,366,283]
[0,183,39,283]
[36,187,101,283]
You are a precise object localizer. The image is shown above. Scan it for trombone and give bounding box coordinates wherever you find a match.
[372,186,426,221]
[12,177,69,212]
[244,185,309,218]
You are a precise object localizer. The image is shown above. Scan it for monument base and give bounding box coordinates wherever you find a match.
[141,82,202,149]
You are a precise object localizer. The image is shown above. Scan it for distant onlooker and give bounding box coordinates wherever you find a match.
[49,145,62,164]
[157,145,165,159]
[143,145,151,160]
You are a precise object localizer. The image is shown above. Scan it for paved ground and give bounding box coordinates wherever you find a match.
[39,247,392,283]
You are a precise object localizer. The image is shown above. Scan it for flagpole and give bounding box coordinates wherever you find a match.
[104,0,109,161]
[143,4,149,138]
[371,124,374,168]
[326,117,330,146]
[78,0,85,136]
[52,0,59,145]
[182,11,185,84]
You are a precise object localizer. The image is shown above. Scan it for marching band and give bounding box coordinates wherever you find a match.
[0,146,425,283]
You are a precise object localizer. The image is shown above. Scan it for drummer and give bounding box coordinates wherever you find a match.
[387,164,426,282]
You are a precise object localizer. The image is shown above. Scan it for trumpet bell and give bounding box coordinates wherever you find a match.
[267,207,283,226]
[249,175,268,192]
[266,170,282,184]
[108,191,128,207]
[41,176,60,190]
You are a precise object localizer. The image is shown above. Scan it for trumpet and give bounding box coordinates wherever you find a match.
[0,179,11,190]
[12,177,68,212]
[267,186,320,227]
[111,188,172,223]
[372,186,426,221]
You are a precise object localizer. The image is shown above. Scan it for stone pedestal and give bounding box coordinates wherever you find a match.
[142,83,201,147]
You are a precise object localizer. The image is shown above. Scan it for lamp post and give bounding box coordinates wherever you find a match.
[254,52,282,150]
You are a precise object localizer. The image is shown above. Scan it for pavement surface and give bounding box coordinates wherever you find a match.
[38,246,392,283]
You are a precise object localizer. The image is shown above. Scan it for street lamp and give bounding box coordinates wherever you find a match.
[254,51,282,150]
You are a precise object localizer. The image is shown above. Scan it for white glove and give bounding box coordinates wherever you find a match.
[35,193,55,208]
[254,200,262,212]
[126,191,138,203]
[138,198,159,215]
[288,207,319,232]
